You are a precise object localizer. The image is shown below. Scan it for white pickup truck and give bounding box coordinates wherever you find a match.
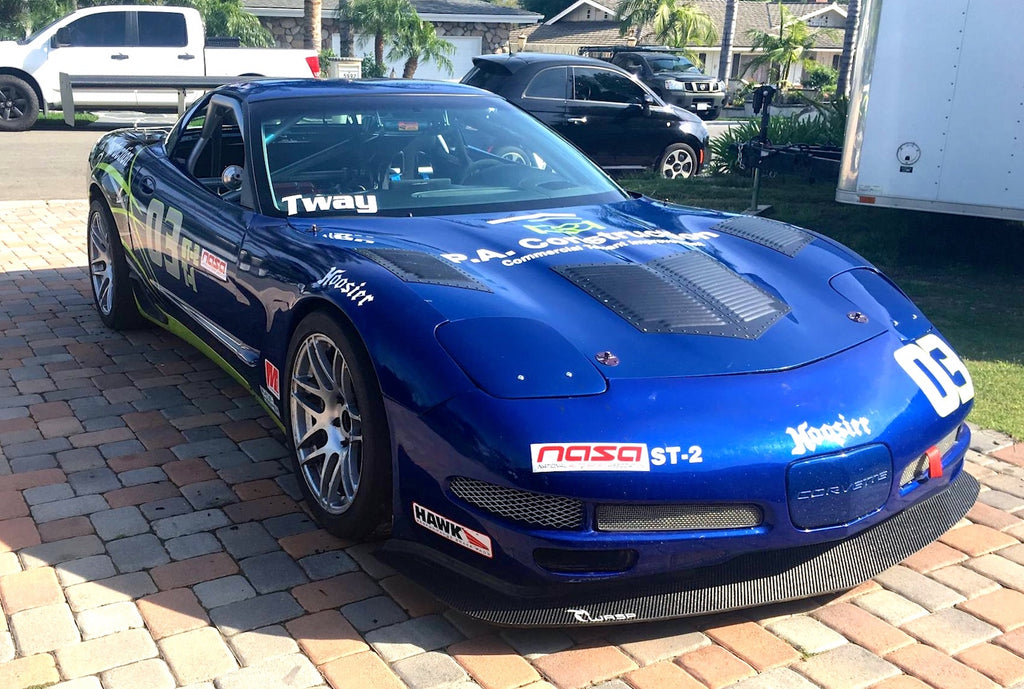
[0,5,319,131]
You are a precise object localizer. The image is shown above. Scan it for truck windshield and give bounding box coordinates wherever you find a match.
[253,94,627,217]
[647,57,701,74]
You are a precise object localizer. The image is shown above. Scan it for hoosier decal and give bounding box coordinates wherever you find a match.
[786,414,871,456]
[413,503,493,558]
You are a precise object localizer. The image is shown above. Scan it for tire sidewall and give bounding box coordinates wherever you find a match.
[0,76,39,132]
[88,199,138,329]
[284,310,392,538]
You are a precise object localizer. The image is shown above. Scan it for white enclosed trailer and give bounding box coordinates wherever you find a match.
[836,0,1024,221]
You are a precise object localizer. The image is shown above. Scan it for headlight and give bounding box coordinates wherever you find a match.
[664,79,685,91]
[437,317,607,398]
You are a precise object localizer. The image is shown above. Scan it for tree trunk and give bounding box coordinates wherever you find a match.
[375,32,385,68]
[836,0,860,98]
[303,0,322,51]
[717,0,737,85]
[403,56,418,79]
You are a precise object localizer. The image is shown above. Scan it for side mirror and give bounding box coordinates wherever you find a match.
[52,27,71,48]
[221,165,243,191]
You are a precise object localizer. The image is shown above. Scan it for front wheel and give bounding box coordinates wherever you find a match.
[87,199,143,329]
[0,75,39,132]
[658,142,698,179]
[285,312,392,538]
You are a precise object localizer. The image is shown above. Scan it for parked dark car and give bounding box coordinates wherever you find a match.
[580,46,726,121]
[462,53,708,179]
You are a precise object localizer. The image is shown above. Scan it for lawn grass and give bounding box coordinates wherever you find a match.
[624,173,1024,440]
[35,111,99,128]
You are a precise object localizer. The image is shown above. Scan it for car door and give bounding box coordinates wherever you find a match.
[134,10,205,108]
[43,10,137,107]
[566,66,666,168]
[129,95,262,367]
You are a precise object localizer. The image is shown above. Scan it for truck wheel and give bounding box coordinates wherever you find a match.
[0,76,39,132]
[700,107,721,121]
[658,143,698,179]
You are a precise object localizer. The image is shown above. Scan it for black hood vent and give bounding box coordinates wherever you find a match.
[555,253,789,338]
[357,248,489,291]
[711,215,813,257]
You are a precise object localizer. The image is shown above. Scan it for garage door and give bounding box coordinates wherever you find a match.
[351,33,482,82]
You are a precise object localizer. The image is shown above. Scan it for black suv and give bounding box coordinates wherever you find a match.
[462,53,708,179]
[581,47,725,121]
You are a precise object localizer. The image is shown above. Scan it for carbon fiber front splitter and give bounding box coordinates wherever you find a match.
[381,472,978,627]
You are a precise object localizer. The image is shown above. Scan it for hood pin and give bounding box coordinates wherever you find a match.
[596,351,620,366]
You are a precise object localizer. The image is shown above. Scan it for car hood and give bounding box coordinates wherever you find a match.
[292,197,891,380]
[654,71,713,81]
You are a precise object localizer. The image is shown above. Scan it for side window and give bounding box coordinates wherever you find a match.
[138,12,187,47]
[573,67,646,104]
[524,67,567,99]
[64,12,128,47]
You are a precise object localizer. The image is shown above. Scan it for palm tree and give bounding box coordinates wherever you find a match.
[616,0,713,47]
[742,5,833,85]
[651,1,716,59]
[716,0,737,85]
[183,0,273,47]
[342,0,415,70]
[836,0,860,97]
[387,19,454,78]
[303,0,321,52]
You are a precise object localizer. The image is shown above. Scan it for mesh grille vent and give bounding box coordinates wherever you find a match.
[357,248,489,291]
[596,503,763,532]
[449,477,584,530]
[711,216,814,257]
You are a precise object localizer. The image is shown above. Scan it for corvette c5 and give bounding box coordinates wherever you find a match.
[86,79,977,626]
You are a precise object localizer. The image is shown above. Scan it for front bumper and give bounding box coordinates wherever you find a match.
[381,470,978,626]
[665,91,725,114]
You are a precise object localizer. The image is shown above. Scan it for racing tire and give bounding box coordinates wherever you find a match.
[285,311,392,539]
[658,142,698,179]
[494,145,530,166]
[87,199,144,330]
[0,75,39,132]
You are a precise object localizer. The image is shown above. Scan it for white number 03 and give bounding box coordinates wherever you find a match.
[893,334,974,418]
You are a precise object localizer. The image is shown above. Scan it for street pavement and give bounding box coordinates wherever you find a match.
[2,201,1024,689]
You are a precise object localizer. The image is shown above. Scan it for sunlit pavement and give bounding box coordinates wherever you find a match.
[2,199,1024,689]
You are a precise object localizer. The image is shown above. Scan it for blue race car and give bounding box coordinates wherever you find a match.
[87,79,978,626]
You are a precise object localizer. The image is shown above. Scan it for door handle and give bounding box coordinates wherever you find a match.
[110,53,129,60]
[139,176,156,195]
[567,116,588,125]
[177,53,195,60]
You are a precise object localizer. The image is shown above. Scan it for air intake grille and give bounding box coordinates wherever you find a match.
[357,248,489,291]
[596,503,763,532]
[554,256,789,339]
[711,216,814,257]
[449,477,584,530]
[900,426,961,488]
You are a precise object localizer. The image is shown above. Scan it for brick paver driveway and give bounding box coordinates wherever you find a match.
[3,199,1024,689]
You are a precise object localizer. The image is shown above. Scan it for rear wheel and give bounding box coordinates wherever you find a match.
[658,142,698,179]
[494,145,530,166]
[285,312,392,538]
[0,75,39,132]
[87,199,143,329]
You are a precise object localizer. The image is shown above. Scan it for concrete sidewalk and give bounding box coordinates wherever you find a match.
[2,199,1024,689]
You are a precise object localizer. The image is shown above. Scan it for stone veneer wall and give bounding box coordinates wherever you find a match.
[260,16,514,54]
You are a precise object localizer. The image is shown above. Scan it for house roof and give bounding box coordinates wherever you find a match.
[244,0,541,23]
[523,0,844,50]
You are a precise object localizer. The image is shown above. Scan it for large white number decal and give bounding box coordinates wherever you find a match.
[894,334,974,418]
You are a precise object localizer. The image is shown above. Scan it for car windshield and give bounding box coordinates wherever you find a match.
[647,57,701,74]
[252,94,627,217]
[19,16,64,44]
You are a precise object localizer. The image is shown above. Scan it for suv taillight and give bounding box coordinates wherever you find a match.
[306,55,320,77]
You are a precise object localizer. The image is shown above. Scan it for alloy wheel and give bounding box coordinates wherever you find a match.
[290,333,363,514]
[660,148,695,179]
[88,212,115,315]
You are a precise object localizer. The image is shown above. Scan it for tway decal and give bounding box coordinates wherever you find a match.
[281,193,378,216]
[413,502,493,558]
